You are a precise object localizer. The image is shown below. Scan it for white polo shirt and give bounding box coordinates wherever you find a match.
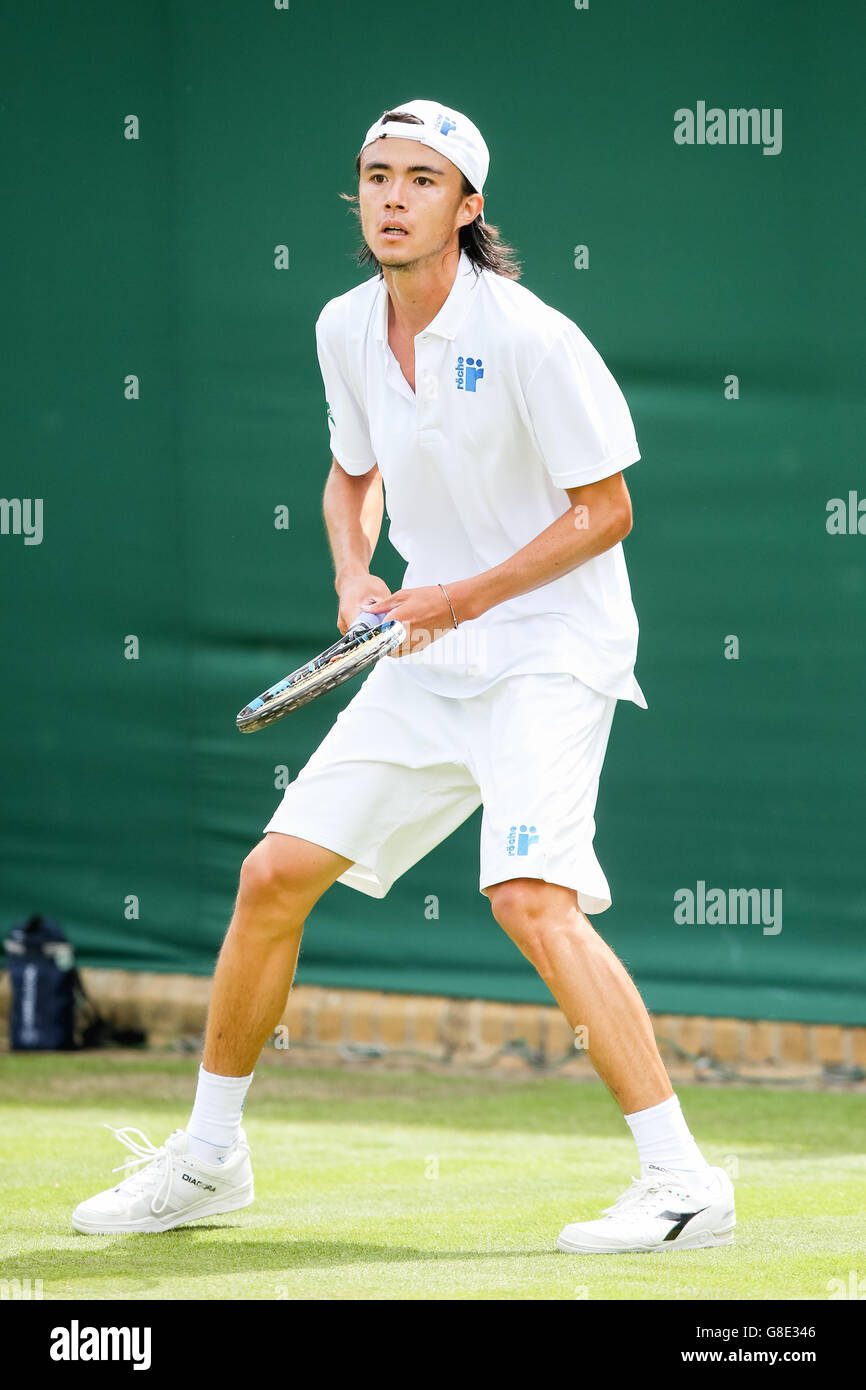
[315,248,647,707]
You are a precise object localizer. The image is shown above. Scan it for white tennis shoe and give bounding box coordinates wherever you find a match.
[71,1125,254,1234]
[557,1164,735,1253]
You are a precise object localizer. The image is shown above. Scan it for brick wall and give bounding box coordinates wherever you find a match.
[2,969,863,1082]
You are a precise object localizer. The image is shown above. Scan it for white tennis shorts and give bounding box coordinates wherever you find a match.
[263,655,618,913]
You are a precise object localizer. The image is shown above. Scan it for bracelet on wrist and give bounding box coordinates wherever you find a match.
[439,583,459,629]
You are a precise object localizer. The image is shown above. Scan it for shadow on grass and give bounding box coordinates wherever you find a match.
[1,1233,559,1290]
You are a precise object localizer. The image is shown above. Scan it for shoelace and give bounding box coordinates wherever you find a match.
[105,1125,181,1216]
[600,1174,687,1218]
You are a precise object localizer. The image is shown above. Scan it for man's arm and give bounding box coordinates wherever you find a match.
[322,457,392,633]
[450,471,632,623]
[381,471,633,651]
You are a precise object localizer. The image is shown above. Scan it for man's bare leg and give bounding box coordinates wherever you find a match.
[484,881,735,1248]
[203,832,353,1077]
[69,833,356,1230]
[484,878,672,1113]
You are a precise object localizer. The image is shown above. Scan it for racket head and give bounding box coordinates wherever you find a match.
[236,615,405,732]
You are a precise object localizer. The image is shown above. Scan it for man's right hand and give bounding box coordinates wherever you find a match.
[335,574,394,636]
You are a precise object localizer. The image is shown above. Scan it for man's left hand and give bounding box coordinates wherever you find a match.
[359,585,460,658]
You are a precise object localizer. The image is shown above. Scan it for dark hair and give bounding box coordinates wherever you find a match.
[340,109,522,280]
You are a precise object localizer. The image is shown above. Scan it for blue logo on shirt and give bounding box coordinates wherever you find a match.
[456,355,484,392]
[506,824,539,856]
[435,114,456,137]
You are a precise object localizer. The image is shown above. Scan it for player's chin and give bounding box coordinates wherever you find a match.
[373,237,416,263]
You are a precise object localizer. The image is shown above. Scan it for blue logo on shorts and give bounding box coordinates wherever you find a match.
[456,355,484,391]
[506,824,539,856]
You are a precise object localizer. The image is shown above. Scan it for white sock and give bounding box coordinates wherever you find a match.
[186,1065,254,1163]
[625,1094,712,1185]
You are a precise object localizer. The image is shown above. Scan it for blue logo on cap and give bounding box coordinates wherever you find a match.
[435,114,456,137]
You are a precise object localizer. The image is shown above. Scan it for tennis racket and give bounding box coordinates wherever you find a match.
[235,611,405,733]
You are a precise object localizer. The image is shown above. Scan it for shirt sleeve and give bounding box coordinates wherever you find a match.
[315,307,377,475]
[524,323,640,489]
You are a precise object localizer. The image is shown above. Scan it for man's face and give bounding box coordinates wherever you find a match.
[358,136,481,268]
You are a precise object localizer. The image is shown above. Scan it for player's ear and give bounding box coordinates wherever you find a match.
[460,193,483,227]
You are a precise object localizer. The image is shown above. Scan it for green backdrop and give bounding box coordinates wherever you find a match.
[2,1,864,1023]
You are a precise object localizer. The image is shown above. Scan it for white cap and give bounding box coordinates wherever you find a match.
[360,99,489,221]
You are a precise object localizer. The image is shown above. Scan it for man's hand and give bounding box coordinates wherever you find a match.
[381,585,459,658]
[335,573,393,635]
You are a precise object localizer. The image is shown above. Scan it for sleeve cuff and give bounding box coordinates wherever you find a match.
[547,441,641,490]
[330,442,378,476]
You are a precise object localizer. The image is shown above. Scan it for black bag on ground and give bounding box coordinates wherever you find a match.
[4,915,76,1050]
[4,914,148,1050]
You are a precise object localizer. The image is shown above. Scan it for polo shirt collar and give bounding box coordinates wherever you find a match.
[374,247,480,344]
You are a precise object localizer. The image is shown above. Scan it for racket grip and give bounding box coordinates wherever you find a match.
[349,609,391,632]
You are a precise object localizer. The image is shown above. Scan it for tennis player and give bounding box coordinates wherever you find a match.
[73,99,735,1254]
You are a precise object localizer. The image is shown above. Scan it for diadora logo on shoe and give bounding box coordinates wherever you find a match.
[182,1173,216,1192]
[455,355,484,391]
[660,1207,710,1240]
[507,824,539,856]
[435,114,456,137]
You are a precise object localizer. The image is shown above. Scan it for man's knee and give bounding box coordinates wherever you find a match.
[485,878,582,963]
[237,833,345,916]
[483,872,592,961]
